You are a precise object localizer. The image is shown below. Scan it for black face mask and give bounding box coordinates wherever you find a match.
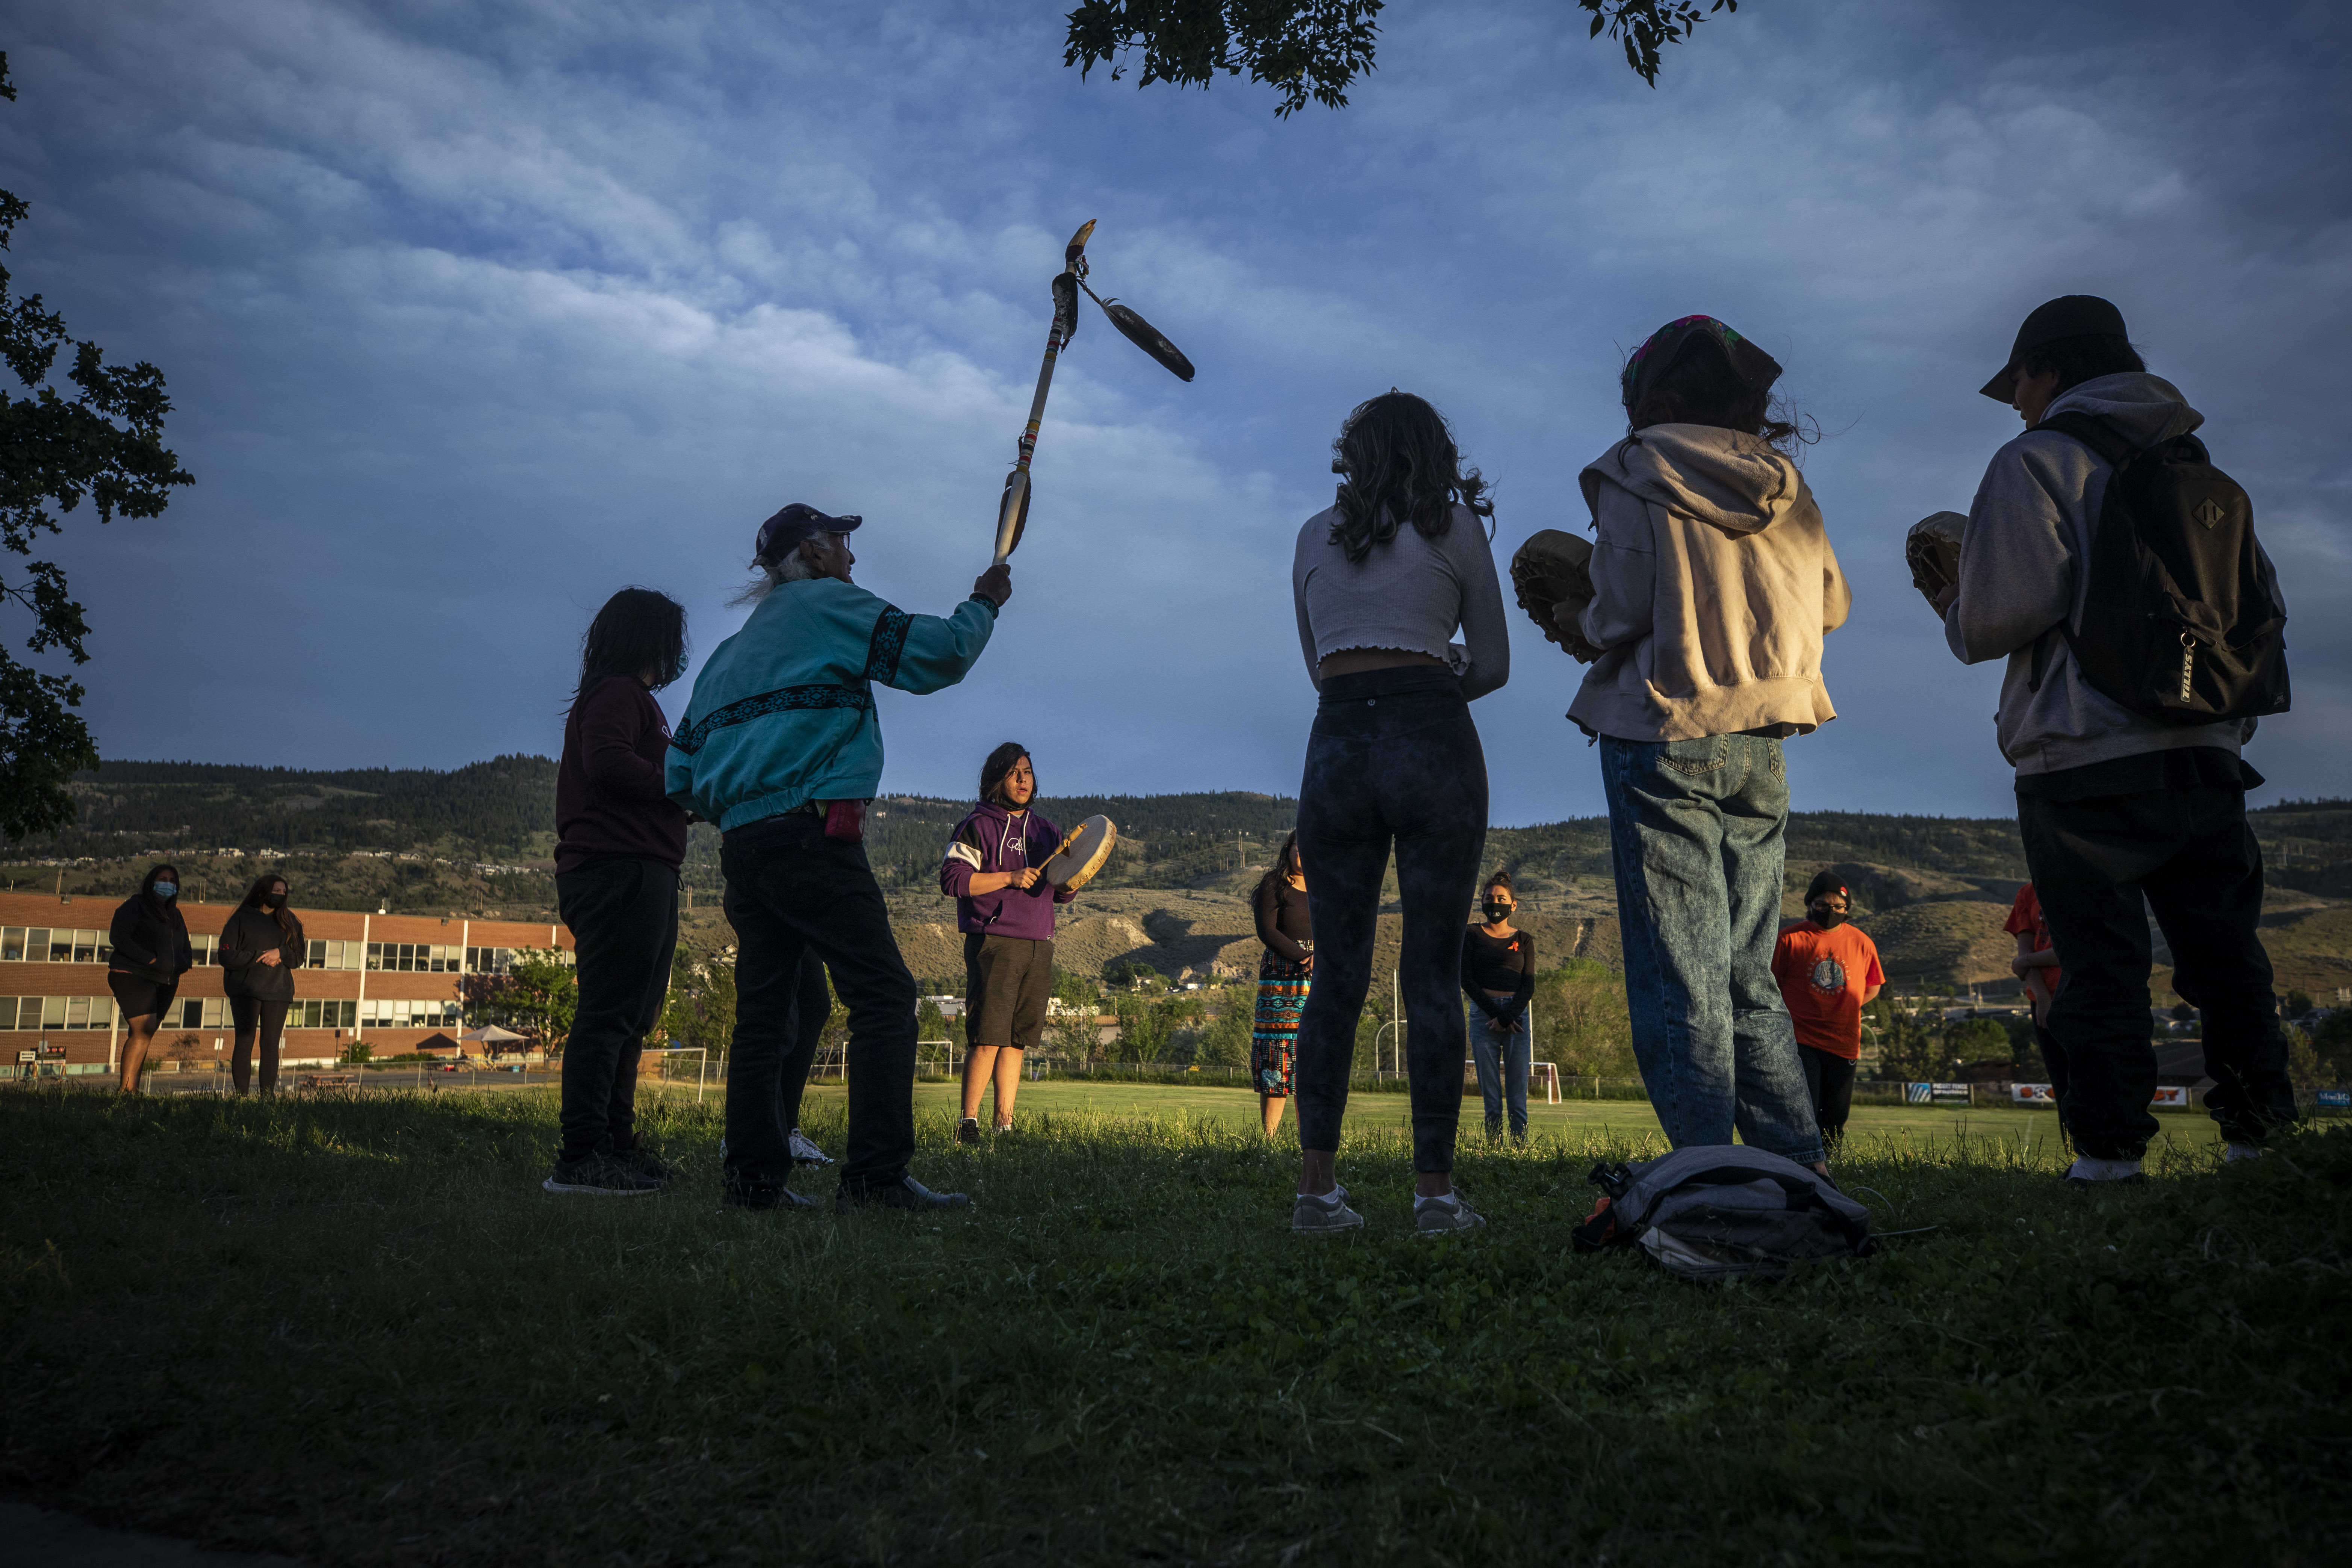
[1483,902,1511,921]
[1809,903,1846,929]
[263,892,287,911]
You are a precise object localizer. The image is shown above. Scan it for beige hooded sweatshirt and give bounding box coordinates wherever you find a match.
[1566,424,1848,742]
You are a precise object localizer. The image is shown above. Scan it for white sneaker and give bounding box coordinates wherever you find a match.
[1291,1185,1365,1234]
[788,1128,834,1166]
[1414,1191,1486,1236]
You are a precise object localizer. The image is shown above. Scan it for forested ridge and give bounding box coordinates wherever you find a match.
[25,759,2352,898]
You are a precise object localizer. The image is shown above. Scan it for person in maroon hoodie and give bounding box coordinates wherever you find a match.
[546,587,691,1197]
[939,743,1079,1141]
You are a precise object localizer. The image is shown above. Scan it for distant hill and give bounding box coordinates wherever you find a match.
[13,763,2345,996]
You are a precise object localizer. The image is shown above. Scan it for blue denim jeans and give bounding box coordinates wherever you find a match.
[1469,1013,1529,1141]
[1598,733,1822,1164]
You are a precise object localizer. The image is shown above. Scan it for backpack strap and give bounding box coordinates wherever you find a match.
[2036,410,2139,468]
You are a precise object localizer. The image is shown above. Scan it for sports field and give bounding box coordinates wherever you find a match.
[0,1083,2340,1566]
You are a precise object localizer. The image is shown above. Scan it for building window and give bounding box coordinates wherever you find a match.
[464,946,519,975]
[287,999,359,1029]
[366,942,463,974]
[2,927,114,964]
[170,998,232,1031]
[189,935,216,967]
[305,939,363,970]
[359,998,460,1031]
[0,995,118,1030]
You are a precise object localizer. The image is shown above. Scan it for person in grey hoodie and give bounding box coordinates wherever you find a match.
[1566,315,1847,1171]
[1941,294,2294,1184]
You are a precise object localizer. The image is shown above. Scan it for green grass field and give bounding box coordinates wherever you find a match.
[1,1083,2344,1566]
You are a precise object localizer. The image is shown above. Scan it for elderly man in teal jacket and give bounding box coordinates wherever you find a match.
[668,503,1011,1212]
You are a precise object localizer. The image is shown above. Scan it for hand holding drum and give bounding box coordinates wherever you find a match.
[1906,511,1968,614]
[1510,530,1606,664]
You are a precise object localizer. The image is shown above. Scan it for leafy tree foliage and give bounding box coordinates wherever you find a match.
[1063,0,1742,117]
[0,56,194,840]
[660,947,737,1058]
[459,947,578,1053]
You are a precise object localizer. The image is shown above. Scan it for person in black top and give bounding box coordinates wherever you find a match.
[1461,870,1536,1142]
[549,588,691,1199]
[219,874,307,1096]
[1249,832,1314,1137]
[108,864,193,1092]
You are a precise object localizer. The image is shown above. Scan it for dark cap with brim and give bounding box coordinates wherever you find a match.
[1980,294,2129,402]
[755,503,862,566]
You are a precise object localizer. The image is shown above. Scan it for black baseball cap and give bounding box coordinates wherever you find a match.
[754,502,861,565]
[1979,295,2129,401]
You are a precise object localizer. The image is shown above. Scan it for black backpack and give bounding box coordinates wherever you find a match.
[2038,412,2289,726]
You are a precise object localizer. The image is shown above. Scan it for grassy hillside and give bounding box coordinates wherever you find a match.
[11,762,2344,996]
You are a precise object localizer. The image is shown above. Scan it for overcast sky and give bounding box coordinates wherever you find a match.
[5,0,2347,825]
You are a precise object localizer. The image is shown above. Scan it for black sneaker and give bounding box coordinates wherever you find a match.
[955,1117,981,1145]
[613,1145,682,1183]
[543,1152,661,1197]
[723,1178,819,1212]
[835,1176,972,1213]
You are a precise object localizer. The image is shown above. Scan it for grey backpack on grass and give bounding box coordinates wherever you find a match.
[1571,1146,1875,1283]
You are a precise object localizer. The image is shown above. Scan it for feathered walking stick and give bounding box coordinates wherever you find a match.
[992,220,1195,564]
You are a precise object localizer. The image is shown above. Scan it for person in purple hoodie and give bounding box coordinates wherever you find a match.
[940,742,1079,1141]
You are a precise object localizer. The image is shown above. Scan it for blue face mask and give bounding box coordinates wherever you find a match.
[152,882,177,900]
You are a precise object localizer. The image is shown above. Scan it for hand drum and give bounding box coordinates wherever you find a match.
[1042,814,1117,891]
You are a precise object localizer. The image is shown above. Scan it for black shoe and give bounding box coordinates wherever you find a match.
[2061,1173,2150,1189]
[955,1117,981,1145]
[835,1176,972,1213]
[723,1178,818,1212]
[543,1152,661,1197]
[613,1144,682,1183]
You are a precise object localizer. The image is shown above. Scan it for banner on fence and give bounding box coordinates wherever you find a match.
[2011,1083,2055,1105]
[2318,1089,2350,1109]
[1907,1082,1973,1103]
[2149,1085,2193,1109]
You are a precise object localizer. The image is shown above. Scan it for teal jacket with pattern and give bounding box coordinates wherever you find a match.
[665,578,997,831]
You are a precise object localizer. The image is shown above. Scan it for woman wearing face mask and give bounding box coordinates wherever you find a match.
[1770,870,1884,1149]
[219,874,307,1096]
[108,864,194,1093]
[1460,870,1536,1143]
[1249,832,1313,1137]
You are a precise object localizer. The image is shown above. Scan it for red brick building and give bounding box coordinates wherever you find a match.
[0,890,573,1078]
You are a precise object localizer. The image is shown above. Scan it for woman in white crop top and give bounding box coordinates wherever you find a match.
[1283,391,1508,1237]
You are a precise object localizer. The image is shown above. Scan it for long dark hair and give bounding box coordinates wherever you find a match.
[241,874,304,947]
[575,588,688,711]
[1628,336,1803,452]
[1327,392,1492,565]
[1254,831,1301,906]
[979,742,1032,807]
[140,864,182,908]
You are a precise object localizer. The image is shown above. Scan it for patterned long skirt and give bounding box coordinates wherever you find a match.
[1249,952,1312,1097]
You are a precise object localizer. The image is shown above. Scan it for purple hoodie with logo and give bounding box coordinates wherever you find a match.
[939,800,1076,942]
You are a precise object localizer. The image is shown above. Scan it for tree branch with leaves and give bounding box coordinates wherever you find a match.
[1064,0,1741,116]
[0,54,194,840]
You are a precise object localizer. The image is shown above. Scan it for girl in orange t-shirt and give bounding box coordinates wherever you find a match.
[1771,871,1883,1147]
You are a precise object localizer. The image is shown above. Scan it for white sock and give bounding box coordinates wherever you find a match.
[1298,1186,1345,1206]
[2225,1141,2265,1162]
[2067,1156,2144,1182]
[1414,1191,1459,1210]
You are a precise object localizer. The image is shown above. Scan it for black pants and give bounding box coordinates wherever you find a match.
[2031,1022,2072,1135]
[1294,667,1486,1174]
[1797,1044,1856,1145]
[781,951,830,1132]
[722,810,919,1193]
[555,856,680,1160]
[229,996,289,1094]
[2019,782,2296,1161]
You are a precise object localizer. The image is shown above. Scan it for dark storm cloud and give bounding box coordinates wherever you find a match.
[1,0,2344,821]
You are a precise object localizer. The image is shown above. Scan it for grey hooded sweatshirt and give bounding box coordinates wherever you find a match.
[1944,372,2272,778]
[1568,424,1849,742]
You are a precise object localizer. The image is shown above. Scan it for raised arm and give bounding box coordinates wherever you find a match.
[1944,437,2078,665]
[870,595,1000,696]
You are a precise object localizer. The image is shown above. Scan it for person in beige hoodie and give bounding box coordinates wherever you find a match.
[1568,315,1848,1169]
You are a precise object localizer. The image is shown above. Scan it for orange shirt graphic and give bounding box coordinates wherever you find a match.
[1771,920,1884,1059]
